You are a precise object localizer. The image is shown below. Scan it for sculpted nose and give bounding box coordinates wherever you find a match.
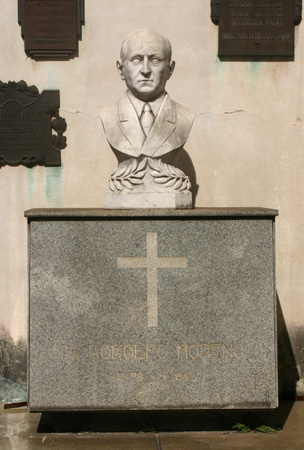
[141,56,151,76]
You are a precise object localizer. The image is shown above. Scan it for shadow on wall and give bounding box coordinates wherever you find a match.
[277,293,300,400]
[178,148,198,206]
[0,325,27,403]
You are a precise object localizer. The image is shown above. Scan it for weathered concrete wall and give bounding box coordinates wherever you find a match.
[0,1,303,398]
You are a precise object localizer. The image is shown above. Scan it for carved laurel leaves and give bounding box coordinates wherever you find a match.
[108,157,191,193]
[44,102,67,151]
[109,158,147,192]
[51,116,67,150]
[0,154,46,168]
[148,158,191,191]
[0,80,39,103]
[16,80,39,97]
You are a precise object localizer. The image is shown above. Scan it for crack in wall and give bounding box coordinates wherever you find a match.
[224,109,245,115]
[195,110,297,128]
[61,109,100,119]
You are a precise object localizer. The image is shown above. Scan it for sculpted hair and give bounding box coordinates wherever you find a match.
[120,29,172,62]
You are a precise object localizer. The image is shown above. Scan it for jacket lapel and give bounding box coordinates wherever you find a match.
[141,95,176,157]
[118,94,145,154]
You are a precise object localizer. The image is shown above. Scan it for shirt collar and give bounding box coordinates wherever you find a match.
[126,90,167,117]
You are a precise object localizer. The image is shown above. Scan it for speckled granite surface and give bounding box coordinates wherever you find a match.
[26,209,278,411]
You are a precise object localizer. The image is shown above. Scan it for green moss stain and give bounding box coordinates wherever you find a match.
[26,168,36,208]
[215,55,225,74]
[249,61,261,82]
[47,70,60,90]
[214,56,226,101]
[45,166,63,207]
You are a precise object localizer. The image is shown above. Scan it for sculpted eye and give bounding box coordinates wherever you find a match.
[131,57,141,64]
[151,57,161,64]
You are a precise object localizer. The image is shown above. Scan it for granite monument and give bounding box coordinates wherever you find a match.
[26,208,278,411]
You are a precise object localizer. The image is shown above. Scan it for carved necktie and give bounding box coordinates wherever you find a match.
[140,102,154,137]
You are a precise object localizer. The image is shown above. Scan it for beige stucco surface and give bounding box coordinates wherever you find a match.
[0,1,303,394]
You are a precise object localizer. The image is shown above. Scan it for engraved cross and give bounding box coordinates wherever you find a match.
[117,232,187,328]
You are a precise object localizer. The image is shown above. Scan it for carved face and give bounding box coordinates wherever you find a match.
[117,31,175,102]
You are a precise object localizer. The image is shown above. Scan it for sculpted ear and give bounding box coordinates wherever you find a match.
[117,60,125,80]
[168,61,175,79]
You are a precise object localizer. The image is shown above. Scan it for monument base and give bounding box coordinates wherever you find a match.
[25,208,278,411]
[104,191,192,209]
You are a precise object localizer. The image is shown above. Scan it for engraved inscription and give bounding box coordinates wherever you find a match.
[174,372,197,382]
[177,343,244,359]
[57,341,246,383]
[218,0,294,56]
[89,344,169,361]
[24,0,78,49]
[117,232,187,328]
[60,344,79,360]
[18,0,84,59]
[0,110,49,151]
[57,341,245,388]
[87,342,245,361]
[118,372,145,383]
[0,80,66,167]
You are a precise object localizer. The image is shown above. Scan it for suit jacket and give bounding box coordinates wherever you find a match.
[100,93,196,161]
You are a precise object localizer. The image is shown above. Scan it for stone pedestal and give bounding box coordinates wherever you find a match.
[104,191,192,209]
[25,208,278,411]
[104,157,193,209]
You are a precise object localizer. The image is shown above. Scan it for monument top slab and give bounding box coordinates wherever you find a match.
[25,207,278,219]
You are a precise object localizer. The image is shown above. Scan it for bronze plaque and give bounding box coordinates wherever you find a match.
[218,0,295,56]
[18,0,84,60]
[0,81,67,168]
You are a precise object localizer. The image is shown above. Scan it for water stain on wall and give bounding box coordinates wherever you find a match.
[45,166,64,207]
[26,167,36,208]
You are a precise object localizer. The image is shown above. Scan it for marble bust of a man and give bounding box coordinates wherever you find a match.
[101,29,196,209]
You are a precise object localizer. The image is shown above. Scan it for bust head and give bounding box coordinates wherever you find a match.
[117,29,175,102]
